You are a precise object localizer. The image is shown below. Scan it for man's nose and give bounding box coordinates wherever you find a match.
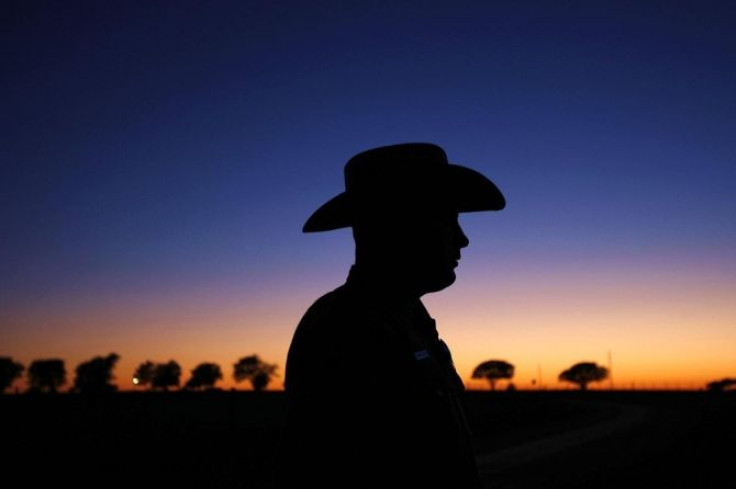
[455,223,469,249]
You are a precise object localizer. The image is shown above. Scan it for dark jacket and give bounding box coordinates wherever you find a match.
[275,266,482,488]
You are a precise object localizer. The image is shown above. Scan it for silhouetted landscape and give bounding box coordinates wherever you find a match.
[5,3,735,486]
[3,389,733,489]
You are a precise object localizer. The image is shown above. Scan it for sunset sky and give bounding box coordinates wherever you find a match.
[3,1,734,392]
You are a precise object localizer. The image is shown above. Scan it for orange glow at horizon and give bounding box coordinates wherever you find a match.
[3,251,734,393]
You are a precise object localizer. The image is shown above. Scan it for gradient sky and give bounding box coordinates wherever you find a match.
[3,1,734,391]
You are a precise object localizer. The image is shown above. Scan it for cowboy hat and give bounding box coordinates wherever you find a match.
[303,142,505,232]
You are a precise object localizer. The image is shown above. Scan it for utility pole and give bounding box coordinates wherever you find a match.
[537,364,542,390]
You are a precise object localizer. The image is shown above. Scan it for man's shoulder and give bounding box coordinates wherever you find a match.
[287,283,384,372]
[297,283,363,332]
[292,282,404,350]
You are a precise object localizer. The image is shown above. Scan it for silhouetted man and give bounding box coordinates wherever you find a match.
[276,143,505,489]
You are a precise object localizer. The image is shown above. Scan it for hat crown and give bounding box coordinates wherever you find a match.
[343,143,449,199]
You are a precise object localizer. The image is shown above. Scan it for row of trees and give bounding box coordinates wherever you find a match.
[0,354,278,394]
[472,359,611,391]
[471,359,735,392]
[5,355,733,394]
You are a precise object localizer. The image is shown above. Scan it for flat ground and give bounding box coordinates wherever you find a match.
[2,390,732,488]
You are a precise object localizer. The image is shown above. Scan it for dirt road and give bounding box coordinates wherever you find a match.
[473,392,733,489]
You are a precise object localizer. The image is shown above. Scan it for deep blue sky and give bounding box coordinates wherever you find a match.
[2,1,735,389]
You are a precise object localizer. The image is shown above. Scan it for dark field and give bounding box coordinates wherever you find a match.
[2,390,733,488]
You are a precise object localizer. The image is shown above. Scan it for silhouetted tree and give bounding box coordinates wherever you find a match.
[133,360,155,389]
[558,362,609,391]
[233,354,278,391]
[471,360,515,391]
[184,362,223,390]
[251,372,272,391]
[27,359,67,393]
[706,377,736,392]
[73,353,120,394]
[0,357,25,393]
[152,360,181,391]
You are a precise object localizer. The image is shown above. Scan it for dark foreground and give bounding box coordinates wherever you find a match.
[2,389,733,488]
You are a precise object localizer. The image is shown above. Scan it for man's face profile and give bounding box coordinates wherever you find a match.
[403,210,470,295]
[357,209,469,296]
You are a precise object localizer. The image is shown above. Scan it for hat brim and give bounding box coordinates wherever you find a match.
[303,164,505,233]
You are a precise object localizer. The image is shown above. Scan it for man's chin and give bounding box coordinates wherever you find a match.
[421,271,457,294]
